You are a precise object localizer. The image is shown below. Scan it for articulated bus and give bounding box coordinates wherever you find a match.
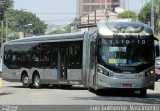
[2,22,158,96]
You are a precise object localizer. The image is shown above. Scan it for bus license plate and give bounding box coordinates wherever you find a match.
[122,84,132,88]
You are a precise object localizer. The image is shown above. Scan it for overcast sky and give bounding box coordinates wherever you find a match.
[13,0,150,26]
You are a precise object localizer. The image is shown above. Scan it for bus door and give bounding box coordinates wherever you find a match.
[59,46,68,80]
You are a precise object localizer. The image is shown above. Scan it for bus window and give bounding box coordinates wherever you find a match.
[21,43,37,68]
[4,45,12,68]
[31,44,40,67]
[41,43,51,68]
[51,45,58,69]
[68,41,82,69]
[7,45,21,69]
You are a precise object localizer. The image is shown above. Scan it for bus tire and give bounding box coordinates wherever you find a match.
[33,74,41,88]
[95,89,102,95]
[140,89,147,97]
[21,73,30,88]
[60,85,72,89]
[88,87,95,93]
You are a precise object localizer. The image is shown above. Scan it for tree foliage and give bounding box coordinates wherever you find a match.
[0,0,13,11]
[49,23,73,34]
[138,0,160,33]
[7,9,46,35]
[0,0,14,44]
[118,11,137,19]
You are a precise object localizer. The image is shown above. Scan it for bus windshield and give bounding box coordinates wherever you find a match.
[98,37,155,72]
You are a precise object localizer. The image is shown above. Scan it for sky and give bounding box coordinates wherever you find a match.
[13,0,150,26]
[14,0,77,26]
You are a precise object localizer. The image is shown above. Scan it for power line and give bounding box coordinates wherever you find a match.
[44,18,75,22]
[34,12,79,15]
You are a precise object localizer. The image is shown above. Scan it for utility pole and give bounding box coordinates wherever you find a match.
[105,0,108,22]
[0,10,4,57]
[1,20,3,57]
[128,0,129,22]
[6,18,8,41]
[151,0,155,34]
[0,0,7,57]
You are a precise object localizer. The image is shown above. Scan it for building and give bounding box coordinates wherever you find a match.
[75,9,131,32]
[120,0,126,10]
[77,0,122,17]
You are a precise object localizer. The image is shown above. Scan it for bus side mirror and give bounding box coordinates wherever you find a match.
[156,45,160,57]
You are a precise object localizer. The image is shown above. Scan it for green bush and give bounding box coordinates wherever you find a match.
[118,11,137,18]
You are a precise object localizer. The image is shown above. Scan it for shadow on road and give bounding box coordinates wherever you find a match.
[8,85,87,90]
[0,92,13,96]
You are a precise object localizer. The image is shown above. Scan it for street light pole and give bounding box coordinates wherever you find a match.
[19,23,32,29]
[18,24,32,38]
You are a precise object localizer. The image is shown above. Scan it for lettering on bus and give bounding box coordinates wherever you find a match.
[108,39,152,45]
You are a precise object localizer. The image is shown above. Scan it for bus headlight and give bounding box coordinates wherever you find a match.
[145,70,155,77]
[98,67,109,76]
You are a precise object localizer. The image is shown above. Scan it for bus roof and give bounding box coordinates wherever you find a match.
[98,22,153,37]
[4,32,85,45]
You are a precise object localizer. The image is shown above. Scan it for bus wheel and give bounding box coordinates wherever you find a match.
[60,85,72,89]
[88,87,95,93]
[95,89,102,95]
[22,74,30,88]
[33,74,41,88]
[140,89,147,97]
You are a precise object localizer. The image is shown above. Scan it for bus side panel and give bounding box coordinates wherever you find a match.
[67,69,82,80]
[2,64,20,82]
[82,32,90,87]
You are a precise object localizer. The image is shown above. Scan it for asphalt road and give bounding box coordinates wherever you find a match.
[0,80,160,105]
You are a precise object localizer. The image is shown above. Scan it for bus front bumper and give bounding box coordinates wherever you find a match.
[96,74,155,90]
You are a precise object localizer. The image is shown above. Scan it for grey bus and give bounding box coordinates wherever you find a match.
[2,22,158,96]
[86,22,158,96]
[2,32,89,88]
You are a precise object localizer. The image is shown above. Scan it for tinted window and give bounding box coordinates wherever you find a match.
[41,43,51,68]
[68,41,82,69]
[51,43,58,68]
[4,44,21,69]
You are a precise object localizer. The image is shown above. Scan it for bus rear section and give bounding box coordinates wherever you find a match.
[2,32,88,88]
[88,22,157,96]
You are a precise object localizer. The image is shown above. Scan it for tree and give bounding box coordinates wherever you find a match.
[118,11,137,21]
[0,0,13,10]
[49,23,73,34]
[0,0,14,45]
[0,0,13,20]
[138,0,160,33]
[50,28,66,34]
[7,9,46,36]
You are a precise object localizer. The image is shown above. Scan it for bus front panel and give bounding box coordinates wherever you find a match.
[96,37,155,90]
